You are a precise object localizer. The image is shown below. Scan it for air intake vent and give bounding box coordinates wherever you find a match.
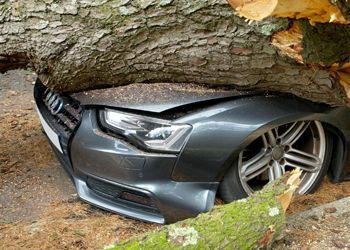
[86,176,160,214]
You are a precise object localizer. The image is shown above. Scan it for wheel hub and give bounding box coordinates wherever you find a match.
[271,146,284,160]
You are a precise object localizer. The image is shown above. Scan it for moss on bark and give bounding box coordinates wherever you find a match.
[106,179,289,250]
[300,20,350,66]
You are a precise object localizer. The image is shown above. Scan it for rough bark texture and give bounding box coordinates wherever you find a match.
[105,171,300,250]
[0,0,348,106]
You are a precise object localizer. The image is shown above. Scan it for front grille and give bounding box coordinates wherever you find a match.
[86,176,160,214]
[42,89,83,138]
[35,79,83,162]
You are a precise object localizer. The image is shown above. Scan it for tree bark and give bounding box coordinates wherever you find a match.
[105,170,301,249]
[0,1,349,106]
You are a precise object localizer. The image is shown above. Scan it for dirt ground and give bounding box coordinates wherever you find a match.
[1,70,350,249]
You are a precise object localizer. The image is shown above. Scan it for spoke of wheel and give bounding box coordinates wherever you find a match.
[268,166,275,181]
[241,151,271,181]
[284,148,321,172]
[279,121,297,139]
[281,121,310,145]
[267,130,276,146]
[274,161,284,178]
[240,149,266,173]
[268,161,284,181]
[261,134,268,148]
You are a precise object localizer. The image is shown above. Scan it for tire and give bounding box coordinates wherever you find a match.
[219,120,333,203]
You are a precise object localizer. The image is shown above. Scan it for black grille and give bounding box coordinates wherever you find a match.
[42,89,83,138]
[34,79,83,162]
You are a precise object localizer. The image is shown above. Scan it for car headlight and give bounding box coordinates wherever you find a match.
[100,109,192,152]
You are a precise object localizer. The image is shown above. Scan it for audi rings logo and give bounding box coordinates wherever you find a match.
[44,90,64,115]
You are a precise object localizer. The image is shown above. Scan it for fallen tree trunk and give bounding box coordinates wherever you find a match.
[0,1,349,106]
[105,170,301,249]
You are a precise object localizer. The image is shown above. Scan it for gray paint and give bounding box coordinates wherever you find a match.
[70,110,218,223]
[172,95,350,182]
[36,82,350,224]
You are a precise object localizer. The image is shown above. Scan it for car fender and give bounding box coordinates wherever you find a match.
[172,94,350,182]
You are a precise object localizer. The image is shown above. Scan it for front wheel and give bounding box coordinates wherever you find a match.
[219,120,333,202]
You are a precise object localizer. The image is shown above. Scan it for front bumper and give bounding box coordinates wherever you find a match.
[34,81,217,224]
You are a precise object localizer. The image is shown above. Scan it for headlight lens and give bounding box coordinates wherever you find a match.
[100,109,192,152]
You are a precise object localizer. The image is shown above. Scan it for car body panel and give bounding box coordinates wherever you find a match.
[70,110,217,223]
[172,95,350,182]
[71,110,178,182]
[35,80,350,224]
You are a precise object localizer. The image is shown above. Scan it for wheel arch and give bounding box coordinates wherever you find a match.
[215,118,350,186]
[322,123,348,182]
[172,94,350,184]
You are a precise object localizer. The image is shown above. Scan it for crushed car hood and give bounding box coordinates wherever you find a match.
[71,83,247,113]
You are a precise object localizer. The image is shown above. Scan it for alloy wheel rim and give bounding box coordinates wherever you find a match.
[238,120,326,195]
